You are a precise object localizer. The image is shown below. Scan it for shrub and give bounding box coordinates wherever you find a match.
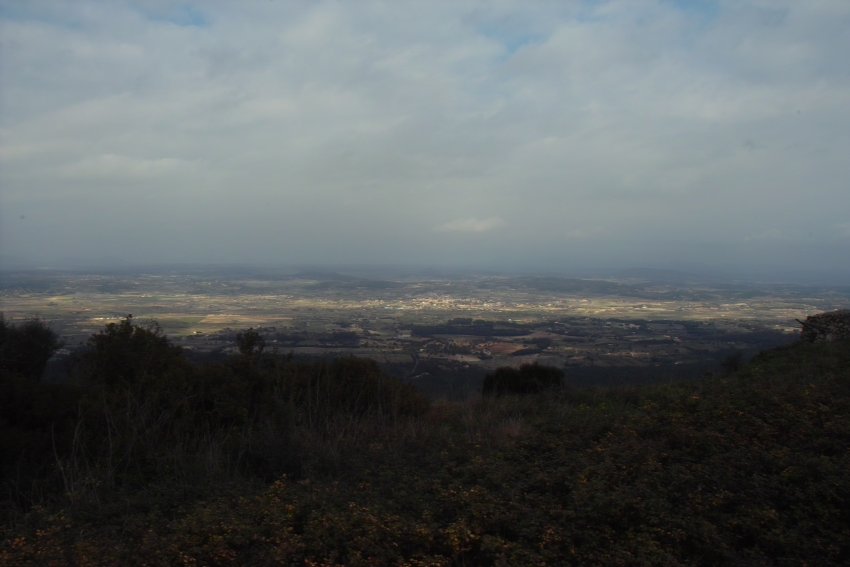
[235,328,265,360]
[281,357,430,429]
[75,316,185,388]
[0,316,61,381]
[482,363,563,397]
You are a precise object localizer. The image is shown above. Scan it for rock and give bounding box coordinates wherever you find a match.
[798,310,850,343]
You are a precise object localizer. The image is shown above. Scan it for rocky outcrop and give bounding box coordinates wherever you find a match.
[798,310,850,343]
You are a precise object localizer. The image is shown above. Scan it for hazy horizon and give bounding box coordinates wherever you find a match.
[2,259,849,287]
[2,1,849,281]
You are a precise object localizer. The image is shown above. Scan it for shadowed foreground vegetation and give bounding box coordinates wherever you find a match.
[1,317,849,564]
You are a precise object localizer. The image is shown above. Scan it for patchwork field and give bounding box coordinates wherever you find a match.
[3,267,848,395]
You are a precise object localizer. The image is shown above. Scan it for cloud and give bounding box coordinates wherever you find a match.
[0,1,848,277]
[434,217,506,234]
[745,228,785,242]
[563,227,607,241]
[60,154,192,180]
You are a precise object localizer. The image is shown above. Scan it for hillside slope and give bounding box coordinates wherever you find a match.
[2,338,849,565]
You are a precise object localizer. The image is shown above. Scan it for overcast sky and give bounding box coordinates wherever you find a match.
[1,1,849,279]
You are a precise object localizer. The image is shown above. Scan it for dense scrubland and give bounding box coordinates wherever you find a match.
[1,315,849,564]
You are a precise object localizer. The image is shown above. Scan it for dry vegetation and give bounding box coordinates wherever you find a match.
[2,315,849,564]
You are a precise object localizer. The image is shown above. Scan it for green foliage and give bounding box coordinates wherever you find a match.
[76,316,184,388]
[482,362,563,396]
[0,317,70,515]
[235,327,265,359]
[1,318,431,515]
[0,316,61,381]
[0,376,81,518]
[283,357,430,428]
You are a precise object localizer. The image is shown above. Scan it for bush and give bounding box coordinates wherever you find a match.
[235,328,265,360]
[2,318,431,505]
[0,316,61,381]
[482,363,563,397]
[75,316,185,388]
[280,357,429,430]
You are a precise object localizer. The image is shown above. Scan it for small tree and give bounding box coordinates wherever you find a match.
[482,363,563,397]
[236,328,265,359]
[78,315,183,388]
[0,315,61,381]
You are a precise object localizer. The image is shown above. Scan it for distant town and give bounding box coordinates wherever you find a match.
[3,267,847,397]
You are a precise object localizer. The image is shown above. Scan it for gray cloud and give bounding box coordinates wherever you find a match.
[1,0,849,279]
[435,217,506,233]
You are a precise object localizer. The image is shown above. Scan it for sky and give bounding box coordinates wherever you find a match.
[1,0,849,280]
